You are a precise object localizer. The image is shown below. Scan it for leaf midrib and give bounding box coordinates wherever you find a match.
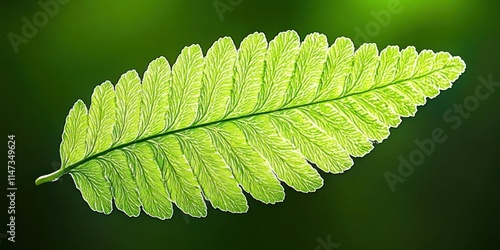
[60,65,452,176]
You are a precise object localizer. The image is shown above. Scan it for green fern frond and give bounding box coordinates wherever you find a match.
[36,30,466,219]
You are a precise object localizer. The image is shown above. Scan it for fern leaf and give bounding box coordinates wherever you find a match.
[36,30,466,220]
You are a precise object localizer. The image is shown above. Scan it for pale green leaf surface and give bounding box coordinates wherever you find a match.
[333,98,389,142]
[206,122,285,203]
[37,31,466,220]
[85,81,116,156]
[373,46,399,88]
[138,57,171,138]
[113,70,141,145]
[255,30,300,112]
[194,37,237,124]
[235,116,324,192]
[355,92,401,128]
[165,45,204,131]
[225,32,267,118]
[176,129,248,213]
[314,37,354,101]
[270,109,353,173]
[123,143,173,219]
[302,103,374,157]
[60,100,88,168]
[70,160,112,214]
[100,150,141,217]
[343,43,378,95]
[150,135,207,217]
[283,32,328,107]
[394,46,419,81]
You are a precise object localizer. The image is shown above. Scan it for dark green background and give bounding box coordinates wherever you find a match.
[1,0,499,249]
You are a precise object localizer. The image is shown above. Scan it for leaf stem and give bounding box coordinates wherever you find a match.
[35,168,65,186]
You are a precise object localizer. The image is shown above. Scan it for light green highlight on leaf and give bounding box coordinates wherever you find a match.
[85,81,116,156]
[314,37,354,101]
[176,129,248,213]
[283,32,328,107]
[100,150,141,217]
[113,70,141,145]
[150,135,207,217]
[225,32,267,118]
[60,100,88,168]
[165,45,204,131]
[123,143,172,219]
[139,57,171,138]
[207,122,285,204]
[195,37,237,125]
[235,116,324,193]
[70,160,112,214]
[255,30,300,112]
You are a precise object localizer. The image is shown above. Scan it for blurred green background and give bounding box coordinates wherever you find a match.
[1,0,499,249]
